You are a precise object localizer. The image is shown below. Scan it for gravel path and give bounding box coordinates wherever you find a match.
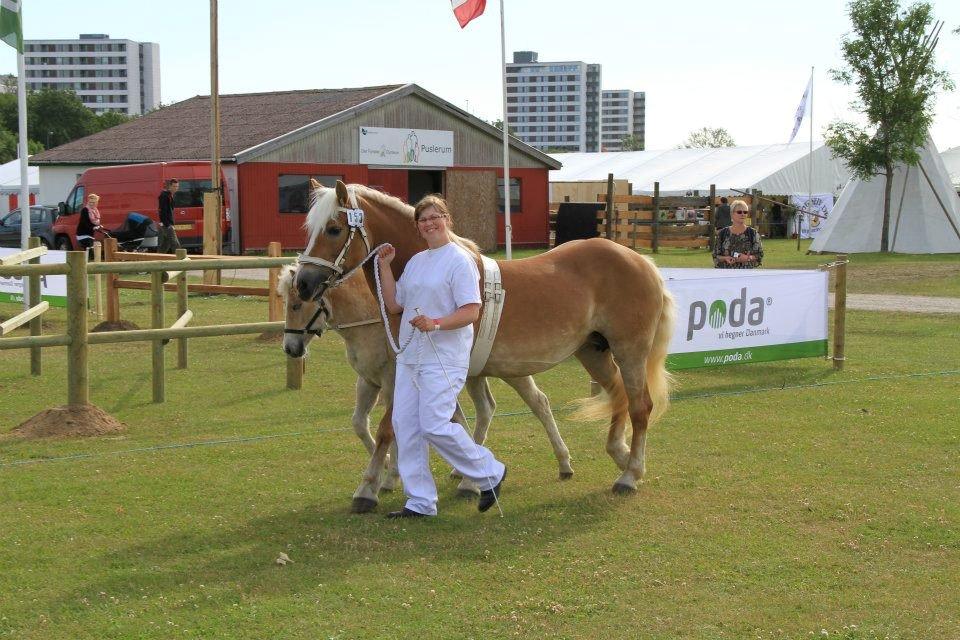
[226,268,960,314]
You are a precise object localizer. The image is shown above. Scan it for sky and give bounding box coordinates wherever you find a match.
[3,0,959,151]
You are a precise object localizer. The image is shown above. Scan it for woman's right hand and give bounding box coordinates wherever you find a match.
[378,245,395,266]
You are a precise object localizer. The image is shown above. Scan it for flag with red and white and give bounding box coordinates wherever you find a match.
[451,0,485,28]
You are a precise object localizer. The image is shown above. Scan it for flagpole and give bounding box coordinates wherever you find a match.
[499,0,512,260]
[801,65,813,251]
[16,15,29,307]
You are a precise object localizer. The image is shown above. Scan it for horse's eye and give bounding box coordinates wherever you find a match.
[292,303,302,311]
[327,226,342,236]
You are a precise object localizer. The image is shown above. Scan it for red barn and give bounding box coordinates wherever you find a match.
[32,84,560,253]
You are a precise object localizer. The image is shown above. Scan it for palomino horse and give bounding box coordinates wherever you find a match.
[278,266,573,512]
[295,181,675,494]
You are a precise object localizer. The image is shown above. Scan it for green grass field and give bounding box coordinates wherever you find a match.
[1,245,958,639]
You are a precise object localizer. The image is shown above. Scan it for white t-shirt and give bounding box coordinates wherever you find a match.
[395,242,481,369]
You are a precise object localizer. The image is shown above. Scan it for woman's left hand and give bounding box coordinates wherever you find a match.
[410,314,437,333]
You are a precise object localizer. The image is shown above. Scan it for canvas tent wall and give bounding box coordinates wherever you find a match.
[810,138,960,254]
[549,142,849,197]
[942,146,960,190]
[0,158,40,215]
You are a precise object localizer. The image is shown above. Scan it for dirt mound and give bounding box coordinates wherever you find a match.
[3,404,126,440]
[256,330,284,342]
[92,319,140,332]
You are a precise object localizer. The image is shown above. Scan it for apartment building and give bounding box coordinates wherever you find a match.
[505,51,601,153]
[601,90,646,151]
[23,33,160,115]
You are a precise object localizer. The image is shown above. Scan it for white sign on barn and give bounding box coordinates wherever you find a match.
[359,127,454,167]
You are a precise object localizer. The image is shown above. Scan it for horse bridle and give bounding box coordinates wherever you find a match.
[288,187,370,338]
[296,188,371,299]
[282,296,330,338]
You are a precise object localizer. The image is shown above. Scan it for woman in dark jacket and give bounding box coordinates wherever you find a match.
[76,193,102,253]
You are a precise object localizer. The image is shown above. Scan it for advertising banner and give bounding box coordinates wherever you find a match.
[791,193,833,239]
[661,268,828,370]
[359,127,454,167]
[0,247,69,307]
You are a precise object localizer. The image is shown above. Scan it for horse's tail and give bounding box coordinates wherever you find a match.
[567,372,628,424]
[646,287,676,426]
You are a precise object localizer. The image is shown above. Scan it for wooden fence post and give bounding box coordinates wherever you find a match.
[287,356,304,390]
[28,237,42,376]
[66,251,89,406]
[708,184,717,250]
[833,254,847,370]
[176,248,189,369]
[92,241,103,319]
[151,270,165,403]
[604,174,615,240]
[103,237,120,323]
[652,182,661,253]
[267,241,283,322]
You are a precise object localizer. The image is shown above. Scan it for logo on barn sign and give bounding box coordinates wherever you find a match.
[359,127,454,167]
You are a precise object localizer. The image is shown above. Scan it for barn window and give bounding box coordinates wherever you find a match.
[497,178,521,213]
[279,175,340,214]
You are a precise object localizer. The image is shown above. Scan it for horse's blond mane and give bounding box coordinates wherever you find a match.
[276,264,296,300]
[303,183,480,260]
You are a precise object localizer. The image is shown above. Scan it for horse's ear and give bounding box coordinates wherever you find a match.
[335,180,349,206]
[309,178,321,190]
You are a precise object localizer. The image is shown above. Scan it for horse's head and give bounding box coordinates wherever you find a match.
[278,265,330,358]
[294,179,371,302]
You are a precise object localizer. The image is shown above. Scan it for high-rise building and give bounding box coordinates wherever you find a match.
[601,90,646,151]
[23,34,160,115]
[505,51,601,153]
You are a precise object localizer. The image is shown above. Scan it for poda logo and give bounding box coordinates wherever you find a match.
[687,288,768,340]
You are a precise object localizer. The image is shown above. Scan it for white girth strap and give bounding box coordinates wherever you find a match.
[468,255,505,377]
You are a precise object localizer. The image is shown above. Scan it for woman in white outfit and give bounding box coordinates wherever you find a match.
[377,195,507,519]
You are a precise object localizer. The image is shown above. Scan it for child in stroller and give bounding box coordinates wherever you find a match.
[103,212,159,252]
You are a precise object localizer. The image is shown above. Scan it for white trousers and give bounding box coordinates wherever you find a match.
[393,362,505,516]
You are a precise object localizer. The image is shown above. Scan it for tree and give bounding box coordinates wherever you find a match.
[679,127,735,148]
[490,118,516,135]
[825,0,953,252]
[96,110,132,130]
[620,134,644,151]
[27,89,99,148]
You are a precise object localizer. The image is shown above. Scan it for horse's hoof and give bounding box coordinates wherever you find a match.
[611,482,636,495]
[351,497,379,513]
[457,489,479,499]
[559,471,574,480]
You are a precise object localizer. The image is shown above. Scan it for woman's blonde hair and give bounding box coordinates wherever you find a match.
[87,193,100,203]
[730,199,749,212]
[413,194,452,224]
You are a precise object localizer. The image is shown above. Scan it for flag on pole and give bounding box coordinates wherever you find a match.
[788,75,812,143]
[0,0,22,52]
[451,0,485,28]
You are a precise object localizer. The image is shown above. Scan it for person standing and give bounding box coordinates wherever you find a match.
[76,193,102,255]
[376,195,506,519]
[158,178,180,253]
[713,199,763,269]
[714,196,732,230]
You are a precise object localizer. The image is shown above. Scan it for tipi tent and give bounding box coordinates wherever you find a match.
[810,138,960,254]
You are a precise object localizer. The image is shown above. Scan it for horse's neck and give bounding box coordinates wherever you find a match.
[363,200,424,270]
[327,278,379,329]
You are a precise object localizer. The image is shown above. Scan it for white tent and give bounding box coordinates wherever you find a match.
[0,157,39,195]
[0,158,40,216]
[550,141,849,197]
[942,146,960,189]
[810,138,960,254]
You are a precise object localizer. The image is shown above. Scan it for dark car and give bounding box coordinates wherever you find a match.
[0,205,59,248]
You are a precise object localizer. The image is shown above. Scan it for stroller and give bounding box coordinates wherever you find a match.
[102,212,159,252]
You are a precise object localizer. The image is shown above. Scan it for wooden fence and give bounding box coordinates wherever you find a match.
[0,243,303,412]
[549,182,759,252]
[101,238,285,326]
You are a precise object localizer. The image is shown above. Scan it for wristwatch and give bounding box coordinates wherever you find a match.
[433,319,441,331]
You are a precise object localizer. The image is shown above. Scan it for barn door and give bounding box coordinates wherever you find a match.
[445,170,497,252]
